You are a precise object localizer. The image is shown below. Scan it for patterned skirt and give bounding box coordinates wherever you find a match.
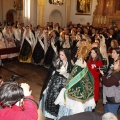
[39,72,67,119]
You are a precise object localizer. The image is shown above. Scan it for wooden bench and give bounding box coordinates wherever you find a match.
[0,47,20,55]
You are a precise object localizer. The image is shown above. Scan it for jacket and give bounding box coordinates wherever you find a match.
[0,96,38,120]
[102,72,120,104]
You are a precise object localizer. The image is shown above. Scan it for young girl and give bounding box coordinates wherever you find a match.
[87,47,103,103]
[18,26,36,63]
[55,41,95,119]
[39,48,73,119]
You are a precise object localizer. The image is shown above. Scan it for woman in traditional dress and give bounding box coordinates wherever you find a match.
[13,23,22,47]
[44,30,60,68]
[39,48,73,119]
[2,25,17,58]
[95,33,109,66]
[55,41,96,119]
[18,26,36,63]
[0,32,7,59]
[32,27,47,65]
[61,33,72,51]
[59,31,65,47]
[0,32,7,66]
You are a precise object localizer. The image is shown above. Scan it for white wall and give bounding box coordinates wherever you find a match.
[70,0,98,25]
[44,0,66,27]
[30,0,37,27]
[44,0,98,27]
[23,0,37,26]
[0,0,98,27]
[3,0,15,21]
[0,0,3,23]
[1,0,23,25]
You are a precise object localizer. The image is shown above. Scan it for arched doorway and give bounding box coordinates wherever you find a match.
[6,10,17,24]
[49,9,62,26]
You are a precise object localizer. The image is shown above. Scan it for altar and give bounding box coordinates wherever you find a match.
[92,0,120,28]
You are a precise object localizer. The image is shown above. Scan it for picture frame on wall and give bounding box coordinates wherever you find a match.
[13,0,23,10]
[76,0,92,15]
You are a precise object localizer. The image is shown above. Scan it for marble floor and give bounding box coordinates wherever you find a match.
[0,59,120,120]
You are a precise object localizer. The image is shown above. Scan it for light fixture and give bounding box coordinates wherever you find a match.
[13,0,23,11]
[52,0,64,6]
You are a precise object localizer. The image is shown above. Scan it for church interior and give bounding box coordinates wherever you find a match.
[0,0,120,120]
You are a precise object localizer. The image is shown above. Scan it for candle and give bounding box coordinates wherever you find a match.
[101,16,103,24]
[98,16,100,24]
[104,16,106,24]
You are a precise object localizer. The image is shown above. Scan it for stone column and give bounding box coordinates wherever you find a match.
[65,0,71,27]
[37,0,45,26]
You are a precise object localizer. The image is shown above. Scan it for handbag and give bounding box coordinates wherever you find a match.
[106,97,116,103]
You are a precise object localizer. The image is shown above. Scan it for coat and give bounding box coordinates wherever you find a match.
[0,96,38,120]
[60,111,102,120]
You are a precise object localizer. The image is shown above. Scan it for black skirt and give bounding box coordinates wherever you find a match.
[45,72,67,116]
[32,41,44,64]
[18,39,32,62]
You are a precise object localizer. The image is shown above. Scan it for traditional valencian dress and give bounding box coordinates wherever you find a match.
[44,36,60,68]
[18,29,36,63]
[99,35,109,66]
[55,59,96,119]
[2,28,17,58]
[39,58,71,119]
[13,27,22,47]
[0,32,8,59]
[32,32,47,65]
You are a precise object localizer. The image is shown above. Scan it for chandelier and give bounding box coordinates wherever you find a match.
[50,0,64,6]
[13,0,23,11]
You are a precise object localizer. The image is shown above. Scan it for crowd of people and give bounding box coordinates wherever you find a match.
[0,21,120,120]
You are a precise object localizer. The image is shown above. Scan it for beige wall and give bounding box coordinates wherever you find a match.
[0,0,98,27]
[3,0,15,20]
[70,0,98,25]
[44,0,66,27]
[0,0,3,23]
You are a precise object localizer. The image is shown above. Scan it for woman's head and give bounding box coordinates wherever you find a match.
[76,33,81,41]
[112,48,120,61]
[110,40,119,48]
[52,30,60,38]
[0,82,24,107]
[102,112,118,120]
[92,42,99,48]
[60,31,65,39]
[89,47,102,61]
[65,33,70,41]
[59,48,73,72]
[59,48,70,62]
[113,59,120,72]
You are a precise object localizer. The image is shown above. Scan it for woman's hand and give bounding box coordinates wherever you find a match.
[99,70,104,75]
[20,83,32,96]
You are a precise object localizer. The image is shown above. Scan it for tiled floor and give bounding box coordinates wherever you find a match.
[0,59,120,120]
